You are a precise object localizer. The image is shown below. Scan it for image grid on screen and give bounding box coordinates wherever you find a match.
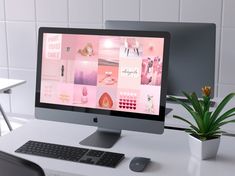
[40,33,164,115]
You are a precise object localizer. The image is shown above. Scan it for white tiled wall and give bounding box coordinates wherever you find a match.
[103,0,139,21]
[0,68,10,112]
[5,0,35,21]
[69,0,103,24]
[0,0,4,21]
[36,0,68,23]
[0,0,234,116]
[222,0,235,28]
[0,22,8,67]
[140,0,180,22]
[180,0,223,25]
[6,22,37,69]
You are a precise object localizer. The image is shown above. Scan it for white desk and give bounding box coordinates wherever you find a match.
[0,119,235,176]
[0,78,26,93]
[0,78,26,133]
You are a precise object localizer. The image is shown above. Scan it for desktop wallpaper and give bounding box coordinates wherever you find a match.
[40,33,165,115]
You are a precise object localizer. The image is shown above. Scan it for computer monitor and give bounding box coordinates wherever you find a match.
[35,27,170,148]
[105,20,216,98]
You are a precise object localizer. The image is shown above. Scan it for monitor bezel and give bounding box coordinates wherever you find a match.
[35,27,170,122]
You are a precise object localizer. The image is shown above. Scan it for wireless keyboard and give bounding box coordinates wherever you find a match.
[15,140,124,168]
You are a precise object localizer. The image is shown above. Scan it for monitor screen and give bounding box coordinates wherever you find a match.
[35,28,170,148]
[37,28,169,119]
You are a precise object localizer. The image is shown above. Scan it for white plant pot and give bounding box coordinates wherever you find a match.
[188,134,220,160]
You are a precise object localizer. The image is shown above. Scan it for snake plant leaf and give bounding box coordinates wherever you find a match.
[210,93,235,123]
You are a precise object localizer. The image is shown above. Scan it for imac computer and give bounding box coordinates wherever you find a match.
[35,27,170,148]
[105,21,216,98]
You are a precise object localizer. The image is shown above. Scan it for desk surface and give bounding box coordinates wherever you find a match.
[0,119,235,176]
[0,78,26,92]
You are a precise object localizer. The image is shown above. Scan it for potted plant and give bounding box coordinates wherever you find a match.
[170,86,235,160]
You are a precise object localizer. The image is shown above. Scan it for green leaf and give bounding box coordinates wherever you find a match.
[208,122,221,134]
[173,115,194,126]
[202,96,211,113]
[170,96,205,132]
[190,92,203,117]
[214,108,235,125]
[190,111,205,133]
[182,91,193,101]
[185,129,198,136]
[169,96,193,112]
[185,129,195,133]
[182,91,203,117]
[190,125,200,133]
[205,130,222,137]
[170,92,235,139]
[218,119,235,127]
[210,93,235,123]
[203,111,212,132]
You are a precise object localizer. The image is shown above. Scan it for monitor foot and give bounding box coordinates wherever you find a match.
[80,128,121,148]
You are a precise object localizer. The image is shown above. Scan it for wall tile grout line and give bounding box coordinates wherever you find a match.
[218,0,225,96]
[34,0,37,53]
[3,67,36,72]
[102,0,104,29]
[2,0,9,78]
[3,20,36,23]
[139,0,141,21]
[3,0,12,113]
[178,0,181,22]
[67,0,69,27]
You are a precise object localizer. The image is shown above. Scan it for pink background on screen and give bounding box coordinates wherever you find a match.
[73,85,97,107]
[40,33,165,115]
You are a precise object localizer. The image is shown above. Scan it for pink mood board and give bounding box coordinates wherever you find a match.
[40,33,165,115]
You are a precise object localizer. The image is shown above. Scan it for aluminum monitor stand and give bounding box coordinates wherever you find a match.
[80,128,121,148]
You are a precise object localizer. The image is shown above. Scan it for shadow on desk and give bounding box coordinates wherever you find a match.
[145,161,162,173]
[214,154,235,164]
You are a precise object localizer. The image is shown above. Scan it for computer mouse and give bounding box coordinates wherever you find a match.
[129,157,151,172]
